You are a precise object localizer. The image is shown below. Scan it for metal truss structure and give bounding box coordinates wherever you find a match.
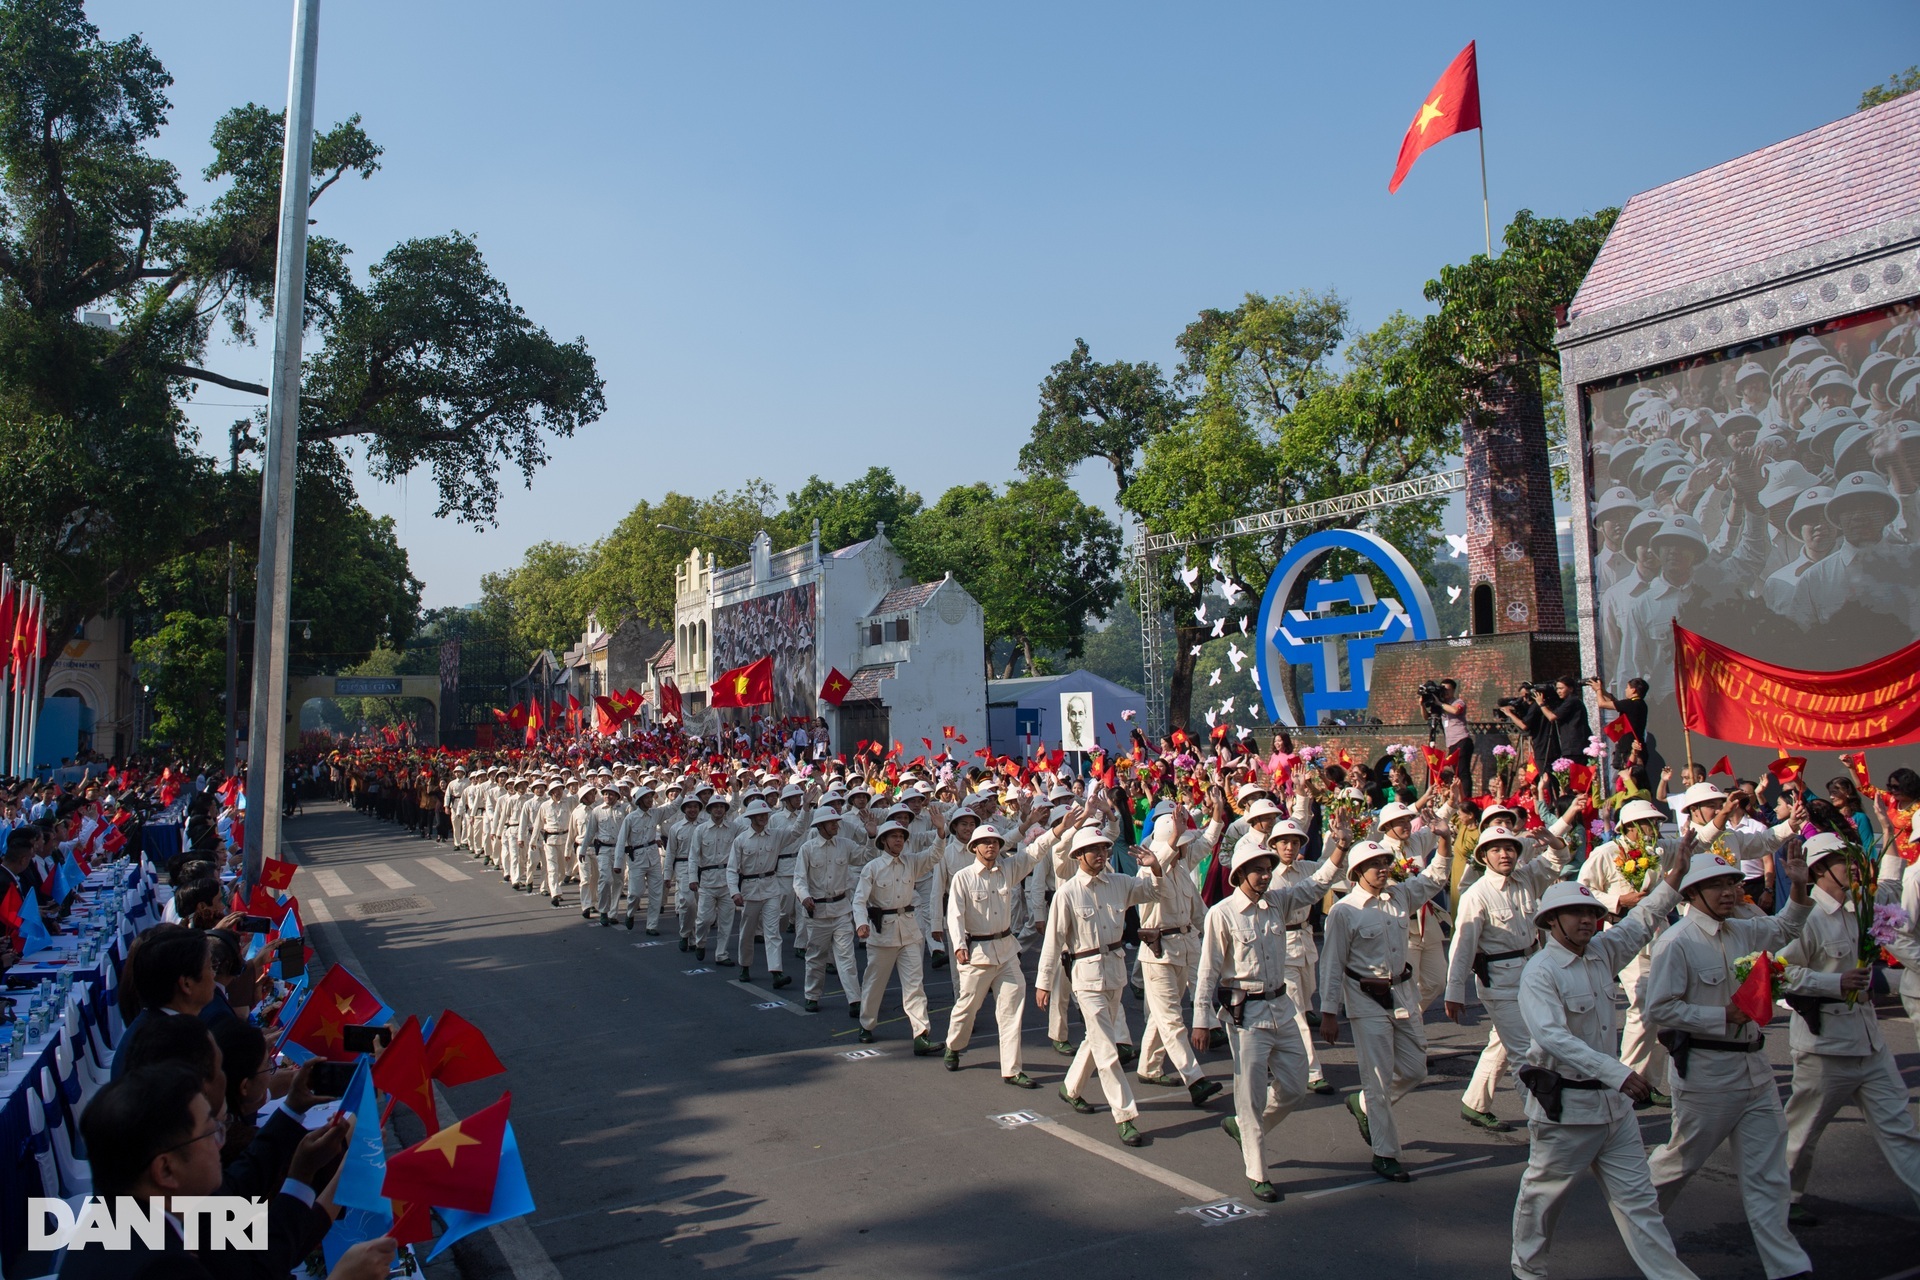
[1132,446,1569,737]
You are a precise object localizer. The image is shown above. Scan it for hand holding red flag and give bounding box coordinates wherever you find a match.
[259,857,297,894]
[1709,756,1734,778]
[382,1092,511,1214]
[372,1015,439,1134]
[282,965,385,1060]
[1729,954,1777,1027]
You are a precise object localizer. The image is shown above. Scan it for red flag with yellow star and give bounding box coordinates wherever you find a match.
[282,964,385,1061]
[372,1014,439,1134]
[710,656,774,708]
[259,856,297,894]
[423,1010,506,1087]
[818,667,851,707]
[382,1091,511,1213]
[1388,41,1481,193]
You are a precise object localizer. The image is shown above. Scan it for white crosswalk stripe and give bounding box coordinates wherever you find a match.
[366,862,415,889]
[311,869,351,898]
[416,857,470,882]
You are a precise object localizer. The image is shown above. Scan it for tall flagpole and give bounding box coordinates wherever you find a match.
[23,587,40,779]
[0,567,11,775]
[1477,126,1492,257]
[242,0,321,886]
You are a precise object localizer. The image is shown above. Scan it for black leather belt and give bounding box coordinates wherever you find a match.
[814,891,848,904]
[967,929,1012,943]
[739,869,778,881]
[871,905,913,920]
[1066,941,1126,960]
[1285,924,1307,932]
[1472,945,1533,986]
[592,841,614,849]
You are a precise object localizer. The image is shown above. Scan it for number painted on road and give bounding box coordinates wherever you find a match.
[753,1001,785,1010]
[840,1048,885,1060]
[633,941,666,949]
[683,967,712,975]
[1180,1199,1264,1226]
[990,1111,1043,1129]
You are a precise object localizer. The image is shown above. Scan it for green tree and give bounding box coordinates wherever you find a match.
[477,541,595,658]
[131,611,225,759]
[0,0,603,648]
[776,467,922,551]
[900,477,1122,676]
[1019,338,1185,492]
[1861,66,1920,110]
[576,480,779,633]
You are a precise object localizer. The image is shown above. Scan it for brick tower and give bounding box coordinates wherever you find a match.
[1462,363,1563,635]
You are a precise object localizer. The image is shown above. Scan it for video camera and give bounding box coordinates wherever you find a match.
[1415,679,1449,718]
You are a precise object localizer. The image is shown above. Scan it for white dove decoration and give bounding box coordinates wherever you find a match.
[1194,601,1208,624]
[1209,551,1224,576]
[1179,565,1200,591]
[1250,667,1262,690]
[1210,618,1226,638]
[1446,585,1462,603]
[1208,667,1222,687]
[1204,708,1218,728]
[1446,534,1468,559]
[1227,642,1245,672]
[1220,696,1236,715]
[1220,578,1243,605]
[1238,616,1249,636]
[1189,644,1202,657]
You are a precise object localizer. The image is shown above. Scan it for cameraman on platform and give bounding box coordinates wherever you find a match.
[1499,685,1557,775]
[1417,678,1474,791]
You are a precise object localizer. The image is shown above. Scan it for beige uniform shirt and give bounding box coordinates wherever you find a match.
[1517,881,1683,1124]
[1136,855,1206,969]
[1192,856,1347,1031]
[945,850,1043,970]
[1318,855,1451,1018]
[852,848,942,946]
[1780,878,1920,1056]
[1444,844,1567,1005]
[693,818,737,887]
[794,832,862,921]
[616,806,660,859]
[726,826,784,901]
[1035,868,1163,996]
[1645,898,1810,1093]
[1272,855,1333,964]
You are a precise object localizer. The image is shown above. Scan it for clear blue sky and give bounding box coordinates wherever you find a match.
[89,1,1920,608]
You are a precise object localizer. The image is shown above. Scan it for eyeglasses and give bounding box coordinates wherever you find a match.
[157,1117,227,1155]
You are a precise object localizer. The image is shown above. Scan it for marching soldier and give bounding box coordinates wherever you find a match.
[446,765,470,851]
[1645,846,1812,1280]
[1133,815,1218,1106]
[1037,827,1164,1148]
[1190,818,1349,1201]
[1779,834,1920,1215]
[1376,799,1449,1014]
[795,809,863,1014]
[1511,852,1694,1280]
[537,779,576,907]
[769,784,813,952]
[1319,835,1453,1182]
[571,783,605,918]
[852,819,944,1053]
[1267,817,1335,1094]
[692,794,740,964]
[1446,825,1569,1132]
[613,784,661,930]
[728,798,790,987]
[667,793,705,951]
[942,823,1042,1086]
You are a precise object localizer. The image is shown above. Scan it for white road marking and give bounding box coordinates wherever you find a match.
[1025,1117,1226,1203]
[311,869,351,898]
[416,857,470,882]
[307,897,333,923]
[1294,1154,1493,1200]
[366,862,414,889]
[728,978,808,1015]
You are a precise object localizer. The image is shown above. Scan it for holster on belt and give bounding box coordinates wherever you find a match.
[1346,965,1407,1011]
[1656,1029,1692,1078]
[1471,947,1528,989]
[1516,1065,1605,1121]
[1214,986,1249,1027]
[1138,928,1165,960]
[1782,994,1825,1035]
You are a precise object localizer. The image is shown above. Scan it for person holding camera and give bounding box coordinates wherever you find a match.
[1419,678,1475,792]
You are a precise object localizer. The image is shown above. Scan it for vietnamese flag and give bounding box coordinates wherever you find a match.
[819,668,852,707]
[710,656,774,708]
[423,1010,507,1086]
[1709,755,1733,778]
[382,1091,511,1214]
[1729,954,1776,1027]
[526,696,543,746]
[657,679,683,723]
[259,857,297,894]
[373,1014,439,1134]
[1768,754,1808,787]
[282,964,385,1060]
[1388,41,1482,194]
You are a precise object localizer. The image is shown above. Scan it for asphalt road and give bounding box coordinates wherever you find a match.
[282,801,1920,1280]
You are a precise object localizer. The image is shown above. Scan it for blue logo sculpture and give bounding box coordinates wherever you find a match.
[1254,529,1439,728]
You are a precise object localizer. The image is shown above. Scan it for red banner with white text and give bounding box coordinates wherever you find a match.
[1675,623,1920,749]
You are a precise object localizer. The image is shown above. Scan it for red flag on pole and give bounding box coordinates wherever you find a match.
[1709,755,1733,778]
[710,656,774,708]
[423,1010,507,1086]
[819,668,852,706]
[1389,41,1482,193]
[372,1014,439,1134]
[1729,954,1776,1027]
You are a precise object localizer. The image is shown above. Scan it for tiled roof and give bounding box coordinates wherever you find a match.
[648,638,673,669]
[1570,93,1920,321]
[829,538,872,559]
[844,663,897,702]
[869,581,941,616]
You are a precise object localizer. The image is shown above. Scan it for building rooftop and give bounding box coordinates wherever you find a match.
[1570,93,1920,322]
[869,581,942,616]
[844,663,897,702]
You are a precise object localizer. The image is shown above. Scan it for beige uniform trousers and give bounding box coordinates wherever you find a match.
[1408,914,1447,1014]
[1783,1044,1920,1208]
[1347,986,1427,1159]
[804,912,859,1004]
[1226,1019,1309,1182]
[693,881,737,961]
[541,833,569,898]
[1136,960,1202,1085]
[859,941,929,1036]
[1649,1083,1810,1279]
[1617,951,1667,1081]
[576,844,600,909]
[1285,957,1324,1083]
[736,895,784,972]
[1062,987,1139,1122]
[1463,993,1530,1115]
[945,954,1026,1075]
[1512,1115,1699,1280]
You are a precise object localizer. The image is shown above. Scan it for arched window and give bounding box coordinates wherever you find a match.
[1471,583,1495,636]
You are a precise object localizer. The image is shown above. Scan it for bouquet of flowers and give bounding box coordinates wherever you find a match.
[1550,757,1575,791]
[1491,742,1518,785]
[1583,735,1608,763]
[1385,744,1418,768]
[1871,903,1912,968]
[1387,855,1420,883]
[1323,788,1372,836]
[1732,950,1787,999]
[1296,745,1328,772]
[1612,832,1660,891]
